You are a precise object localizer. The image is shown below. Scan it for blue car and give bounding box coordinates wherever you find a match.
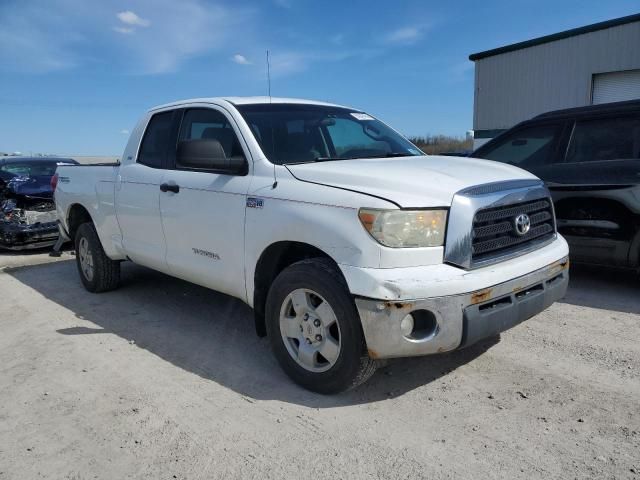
[0,157,78,250]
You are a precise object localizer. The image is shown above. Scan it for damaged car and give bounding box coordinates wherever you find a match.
[472,99,640,270]
[0,157,78,250]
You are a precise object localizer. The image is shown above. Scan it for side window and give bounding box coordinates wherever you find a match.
[478,124,561,168]
[177,108,244,168]
[138,111,175,168]
[565,116,640,163]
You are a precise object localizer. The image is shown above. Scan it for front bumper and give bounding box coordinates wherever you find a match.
[0,220,59,250]
[355,257,569,359]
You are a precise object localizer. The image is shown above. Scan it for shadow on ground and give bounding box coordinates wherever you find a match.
[0,246,56,256]
[7,259,497,407]
[559,263,640,314]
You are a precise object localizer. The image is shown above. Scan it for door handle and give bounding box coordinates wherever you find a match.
[160,183,180,193]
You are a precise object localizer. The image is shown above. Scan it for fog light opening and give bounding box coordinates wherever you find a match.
[400,314,414,337]
[402,309,438,340]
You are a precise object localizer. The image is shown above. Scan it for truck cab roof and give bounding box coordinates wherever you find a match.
[149,96,353,112]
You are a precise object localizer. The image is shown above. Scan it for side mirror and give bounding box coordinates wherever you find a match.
[177,139,246,174]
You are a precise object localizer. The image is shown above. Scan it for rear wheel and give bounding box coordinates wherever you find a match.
[75,223,120,293]
[265,258,376,393]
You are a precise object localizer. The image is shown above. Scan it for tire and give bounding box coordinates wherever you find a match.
[74,222,120,293]
[265,258,376,394]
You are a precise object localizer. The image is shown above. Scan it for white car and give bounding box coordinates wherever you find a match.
[53,97,569,393]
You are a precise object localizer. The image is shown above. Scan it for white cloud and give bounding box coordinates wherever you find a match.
[0,0,375,78]
[112,1,254,74]
[0,1,88,73]
[232,54,251,65]
[0,0,255,75]
[384,26,423,45]
[266,48,376,78]
[114,10,150,35]
[116,11,150,27]
[120,129,130,135]
[113,26,134,35]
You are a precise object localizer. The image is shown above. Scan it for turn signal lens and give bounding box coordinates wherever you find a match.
[50,173,59,192]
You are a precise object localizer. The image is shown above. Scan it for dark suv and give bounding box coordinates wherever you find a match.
[472,100,640,270]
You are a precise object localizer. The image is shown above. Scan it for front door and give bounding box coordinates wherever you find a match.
[159,107,251,300]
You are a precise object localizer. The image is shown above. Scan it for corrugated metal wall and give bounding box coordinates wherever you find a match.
[473,22,640,131]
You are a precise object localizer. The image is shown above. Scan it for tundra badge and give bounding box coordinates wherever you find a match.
[192,248,220,260]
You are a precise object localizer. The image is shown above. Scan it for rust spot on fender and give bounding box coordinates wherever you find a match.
[470,289,492,305]
[548,258,570,274]
[368,348,380,359]
[383,301,412,310]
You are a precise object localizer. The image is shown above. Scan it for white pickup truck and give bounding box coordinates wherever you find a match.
[53,97,569,393]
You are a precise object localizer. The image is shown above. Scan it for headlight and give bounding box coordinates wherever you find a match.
[358,208,447,248]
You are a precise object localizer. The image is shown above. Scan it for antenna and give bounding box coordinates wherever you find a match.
[266,50,272,101]
[267,49,277,189]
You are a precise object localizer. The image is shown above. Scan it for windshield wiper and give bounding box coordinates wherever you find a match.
[313,156,353,162]
[373,152,415,158]
[282,157,348,165]
[284,152,415,165]
[316,153,415,161]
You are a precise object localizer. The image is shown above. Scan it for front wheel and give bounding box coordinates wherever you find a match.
[265,258,376,393]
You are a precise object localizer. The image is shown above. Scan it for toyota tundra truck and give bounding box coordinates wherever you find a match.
[53,97,570,393]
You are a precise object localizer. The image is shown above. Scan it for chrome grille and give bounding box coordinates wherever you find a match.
[471,198,555,261]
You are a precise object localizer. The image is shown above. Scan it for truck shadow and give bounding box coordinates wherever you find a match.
[8,259,497,407]
[558,263,640,314]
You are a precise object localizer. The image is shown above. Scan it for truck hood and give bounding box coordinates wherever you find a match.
[285,155,538,207]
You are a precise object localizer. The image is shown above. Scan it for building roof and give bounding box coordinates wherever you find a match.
[469,13,640,61]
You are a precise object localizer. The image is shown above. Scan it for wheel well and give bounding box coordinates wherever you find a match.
[67,204,93,241]
[253,242,337,337]
[554,197,637,239]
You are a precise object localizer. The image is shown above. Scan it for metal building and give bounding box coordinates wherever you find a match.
[470,13,640,148]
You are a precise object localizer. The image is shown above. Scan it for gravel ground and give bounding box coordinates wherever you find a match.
[1,251,638,479]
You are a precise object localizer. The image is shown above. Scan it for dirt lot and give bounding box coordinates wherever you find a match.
[1,251,638,479]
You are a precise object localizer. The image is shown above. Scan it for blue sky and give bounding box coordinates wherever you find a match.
[0,0,637,155]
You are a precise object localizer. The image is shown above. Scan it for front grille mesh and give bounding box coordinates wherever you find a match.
[471,198,555,261]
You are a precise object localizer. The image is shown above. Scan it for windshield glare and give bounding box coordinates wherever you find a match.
[0,162,63,177]
[237,104,423,165]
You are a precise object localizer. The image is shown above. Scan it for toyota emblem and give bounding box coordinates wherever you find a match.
[514,213,531,236]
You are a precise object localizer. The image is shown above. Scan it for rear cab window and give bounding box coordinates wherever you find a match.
[137,111,177,168]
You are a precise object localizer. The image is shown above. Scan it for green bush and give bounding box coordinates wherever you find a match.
[408,135,473,155]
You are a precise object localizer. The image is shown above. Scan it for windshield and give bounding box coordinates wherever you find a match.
[0,161,75,177]
[237,104,423,165]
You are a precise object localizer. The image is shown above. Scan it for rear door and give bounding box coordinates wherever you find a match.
[115,110,179,272]
[549,113,640,266]
[159,106,252,300]
[557,114,640,184]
